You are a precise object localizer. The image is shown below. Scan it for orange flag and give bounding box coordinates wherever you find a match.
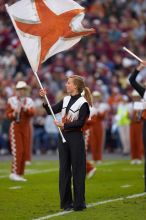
[6,0,95,72]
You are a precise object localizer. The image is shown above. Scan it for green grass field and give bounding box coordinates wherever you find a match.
[0,158,146,220]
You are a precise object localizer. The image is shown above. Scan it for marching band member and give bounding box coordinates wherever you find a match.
[83,119,97,179]
[7,81,35,181]
[89,91,109,164]
[129,90,143,164]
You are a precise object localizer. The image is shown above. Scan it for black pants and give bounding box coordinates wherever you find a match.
[142,120,146,192]
[58,131,86,209]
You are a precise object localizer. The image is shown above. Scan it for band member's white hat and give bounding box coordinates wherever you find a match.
[16,81,28,89]
[92,91,101,97]
[131,90,139,97]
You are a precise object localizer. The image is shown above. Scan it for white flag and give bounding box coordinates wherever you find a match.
[6,0,95,72]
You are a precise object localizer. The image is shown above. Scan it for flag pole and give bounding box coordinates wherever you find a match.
[123,47,143,62]
[5,4,66,143]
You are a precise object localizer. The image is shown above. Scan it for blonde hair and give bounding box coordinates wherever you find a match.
[69,75,92,106]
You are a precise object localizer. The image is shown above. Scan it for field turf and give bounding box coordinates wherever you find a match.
[0,158,146,220]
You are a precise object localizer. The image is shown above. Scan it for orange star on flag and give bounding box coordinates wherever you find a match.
[6,0,95,72]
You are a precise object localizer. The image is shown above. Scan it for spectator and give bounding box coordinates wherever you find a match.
[43,114,60,154]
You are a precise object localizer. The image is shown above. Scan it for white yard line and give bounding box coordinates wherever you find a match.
[0,166,144,179]
[97,161,117,166]
[9,186,22,190]
[122,168,143,172]
[120,185,132,188]
[97,169,113,173]
[25,168,58,174]
[0,175,8,179]
[33,192,146,220]
[0,168,59,179]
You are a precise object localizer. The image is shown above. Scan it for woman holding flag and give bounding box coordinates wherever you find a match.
[6,0,95,209]
[40,75,92,211]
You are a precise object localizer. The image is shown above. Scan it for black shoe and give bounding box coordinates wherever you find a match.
[64,207,73,211]
[64,204,73,211]
[74,207,84,211]
[74,204,86,211]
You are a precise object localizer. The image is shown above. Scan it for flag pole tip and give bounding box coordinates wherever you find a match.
[62,137,66,143]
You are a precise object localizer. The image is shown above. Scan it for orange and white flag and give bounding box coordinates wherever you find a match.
[6,0,95,72]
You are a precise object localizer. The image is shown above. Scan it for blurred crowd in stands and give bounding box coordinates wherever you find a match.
[0,0,146,159]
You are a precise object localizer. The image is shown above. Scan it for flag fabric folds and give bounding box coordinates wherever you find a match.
[6,0,95,72]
